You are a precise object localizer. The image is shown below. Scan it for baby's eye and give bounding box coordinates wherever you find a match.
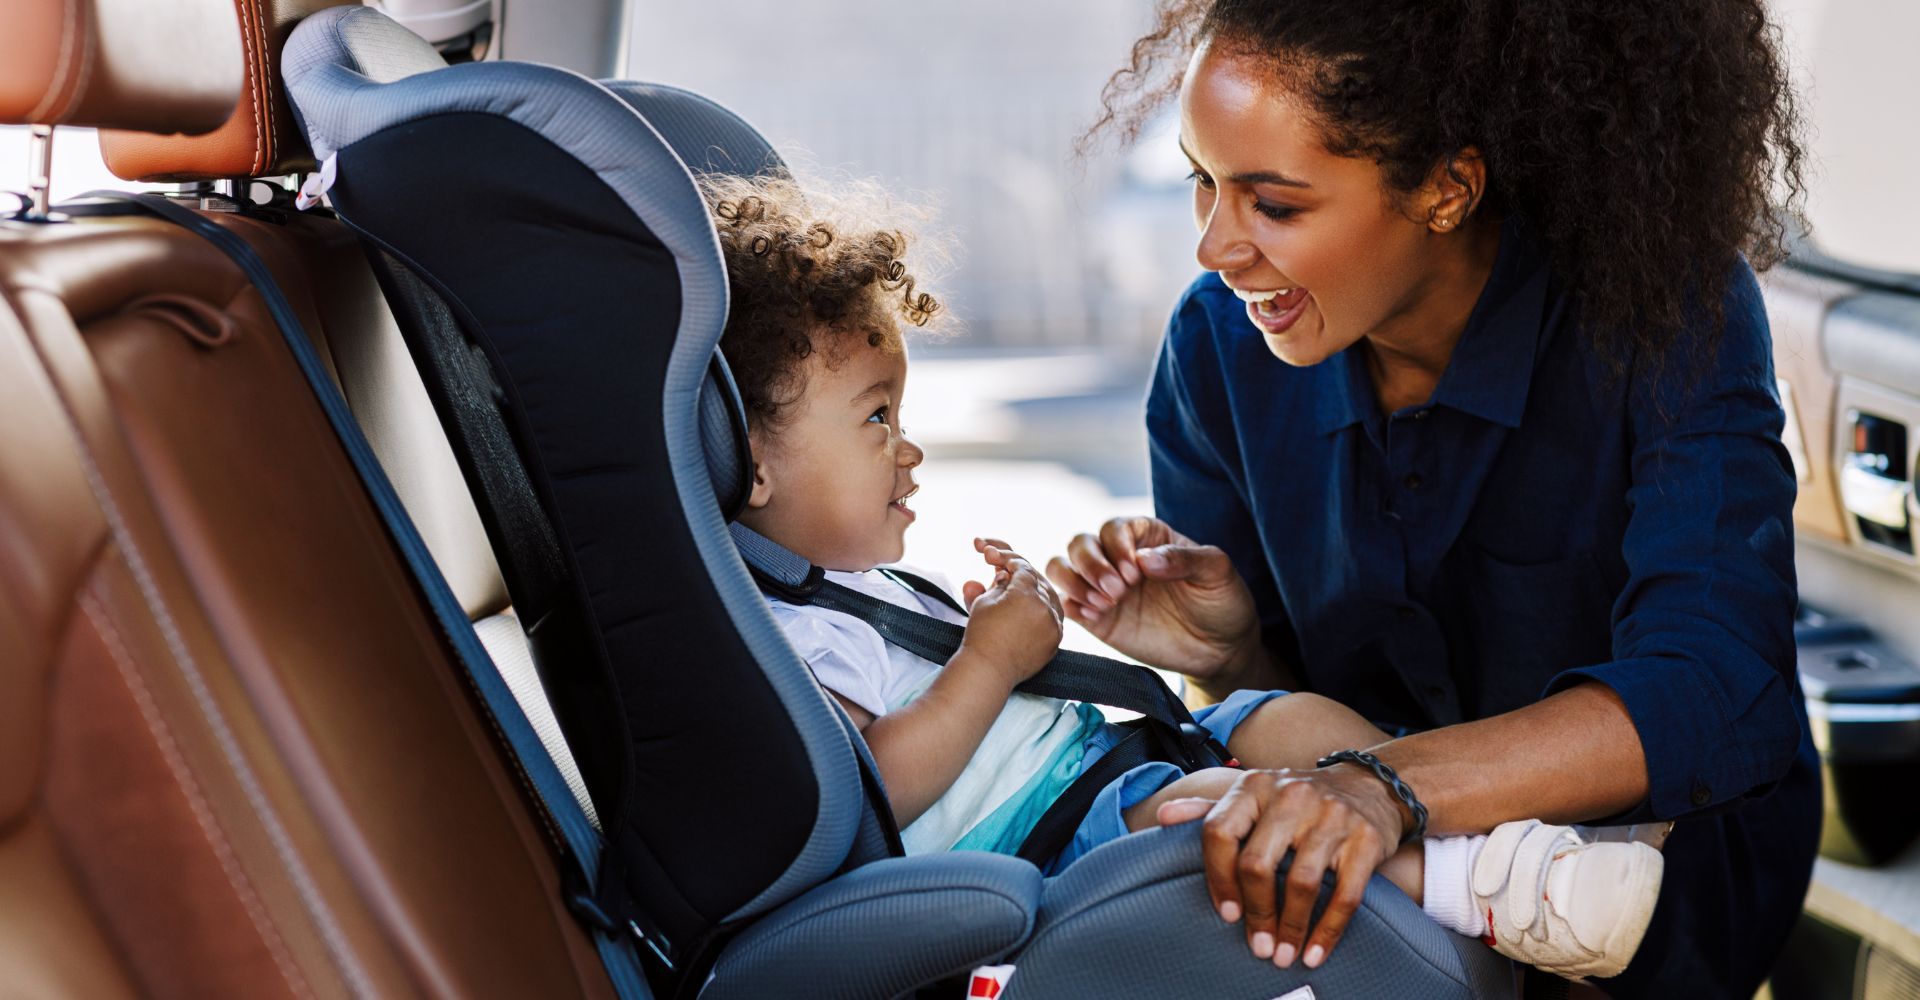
[867,405,889,425]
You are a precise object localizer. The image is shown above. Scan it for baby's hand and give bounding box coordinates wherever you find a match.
[959,537,1064,684]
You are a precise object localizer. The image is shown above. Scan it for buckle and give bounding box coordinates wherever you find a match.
[563,872,674,971]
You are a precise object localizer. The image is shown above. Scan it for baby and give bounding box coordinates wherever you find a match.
[704,172,1663,982]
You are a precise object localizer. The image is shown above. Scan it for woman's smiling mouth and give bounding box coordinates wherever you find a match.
[1232,285,1310,335]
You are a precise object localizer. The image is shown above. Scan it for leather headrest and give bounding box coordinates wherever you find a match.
[0,0,244,134]
[100,0,359,182]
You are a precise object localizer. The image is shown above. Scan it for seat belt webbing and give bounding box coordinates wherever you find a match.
[100,191,654,997]
[809,575,1224,768]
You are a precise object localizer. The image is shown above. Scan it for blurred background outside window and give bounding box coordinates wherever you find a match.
[5,0,1915,625]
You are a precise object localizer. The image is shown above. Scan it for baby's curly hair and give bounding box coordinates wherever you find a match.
[703,173,948,431]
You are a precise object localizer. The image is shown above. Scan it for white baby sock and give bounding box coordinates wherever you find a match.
[1421,834,1491,938]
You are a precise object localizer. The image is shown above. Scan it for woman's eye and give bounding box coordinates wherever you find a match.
[1186,169,1215,190]
[867,406,889,425]
[1254,201,1299,222]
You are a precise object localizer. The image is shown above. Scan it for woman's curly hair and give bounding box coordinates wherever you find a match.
[1088,0,1807,372]
[703,174,949,430]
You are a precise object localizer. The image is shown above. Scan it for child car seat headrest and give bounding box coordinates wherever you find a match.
[594,79,789,523]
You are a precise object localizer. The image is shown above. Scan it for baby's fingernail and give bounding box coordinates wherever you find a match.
[1118,559,1141,585]
[1273,942,1296,968]
[1100,575,1125,599]
[1304,944,1325,969]
[1250,932,1274,960]
[1218,901,1240,923]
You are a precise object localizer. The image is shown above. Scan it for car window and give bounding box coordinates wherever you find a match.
[1775,0,1920,276]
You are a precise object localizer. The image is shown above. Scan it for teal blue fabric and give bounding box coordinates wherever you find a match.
[1044,687,1286,874]
[950,701,1106,854]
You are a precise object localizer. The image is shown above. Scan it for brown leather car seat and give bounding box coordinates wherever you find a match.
[0,1,615,996]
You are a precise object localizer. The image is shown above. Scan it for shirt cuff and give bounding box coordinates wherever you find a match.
[1544,656,1784,822]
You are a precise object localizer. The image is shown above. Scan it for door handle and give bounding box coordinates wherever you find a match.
[1840,463,1912,530]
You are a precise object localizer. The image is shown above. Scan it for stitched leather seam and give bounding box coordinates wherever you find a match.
[67,0,95,123]
[78,590,318,1000]
[248,0,276,172]
[234,0,266,174]
[17,301,376,999]
[25,0,81,122]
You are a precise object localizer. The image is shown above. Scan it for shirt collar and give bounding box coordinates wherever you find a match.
[1314,217,1551,434]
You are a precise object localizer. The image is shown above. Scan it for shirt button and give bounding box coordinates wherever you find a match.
[1403,473,1423,490]
[1414,409,1431,421]
[1690,781,1711,807]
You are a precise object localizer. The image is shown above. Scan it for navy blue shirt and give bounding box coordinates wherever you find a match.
[1148,221,1819,996]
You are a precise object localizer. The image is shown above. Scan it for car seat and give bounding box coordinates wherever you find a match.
[0,0,629,995]
[280,7,1520,997]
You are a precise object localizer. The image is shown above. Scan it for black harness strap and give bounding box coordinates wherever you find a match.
[812,572,1228,769]
[1012,725,1155,867]
[729,522,1234,866]
[796,568,1236,866]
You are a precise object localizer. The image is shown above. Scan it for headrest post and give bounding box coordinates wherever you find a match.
[26,126,54,221]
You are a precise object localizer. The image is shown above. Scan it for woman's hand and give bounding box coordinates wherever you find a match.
[958,537,1063,685]
[1157,766,1409,970]
[1045,516,1261,685]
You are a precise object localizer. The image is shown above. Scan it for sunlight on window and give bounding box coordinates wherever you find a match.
[0,126,168,205]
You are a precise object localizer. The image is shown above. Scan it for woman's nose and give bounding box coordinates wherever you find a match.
[1194,199,1259,275]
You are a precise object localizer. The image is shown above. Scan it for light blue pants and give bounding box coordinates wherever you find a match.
[1047,688,1289,873]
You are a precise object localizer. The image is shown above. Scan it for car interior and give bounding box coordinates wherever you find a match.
[3,0,1918,998]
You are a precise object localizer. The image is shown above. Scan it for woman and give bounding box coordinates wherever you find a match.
[1048,1,1819,995]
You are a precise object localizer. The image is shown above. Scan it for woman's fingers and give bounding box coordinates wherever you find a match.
[1234,781,1316,961]
[1096,517,1157,586]
[1193,769,1394,969]
[1057,593,1098,628]
[1199,777,1263,926]
[1205,774,1306,958]
[1066,531,1128,604]
[1302,834,1382,969]
[1273,811,1347,968]
[1046,551,1113,614]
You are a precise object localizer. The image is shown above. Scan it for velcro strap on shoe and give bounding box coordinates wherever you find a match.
[1471,819,1537,898]
[1505,823,1577,933]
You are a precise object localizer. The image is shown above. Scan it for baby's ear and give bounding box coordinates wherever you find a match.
[746,460,774,510]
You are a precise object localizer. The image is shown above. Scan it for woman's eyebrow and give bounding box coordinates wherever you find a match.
[1178,139,1313,189]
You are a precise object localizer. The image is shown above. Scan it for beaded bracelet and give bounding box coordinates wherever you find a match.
[1316,749,1429,845]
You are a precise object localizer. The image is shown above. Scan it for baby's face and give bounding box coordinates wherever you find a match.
[741,339,923,572]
